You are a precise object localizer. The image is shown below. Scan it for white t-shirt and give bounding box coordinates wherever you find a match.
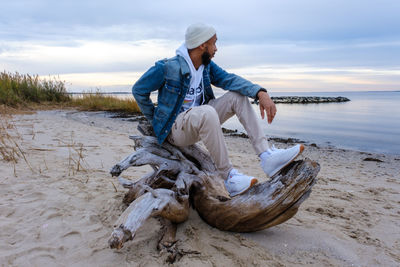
[176,43,205,113]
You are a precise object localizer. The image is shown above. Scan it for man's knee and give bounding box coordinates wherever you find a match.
[199,105,220,125]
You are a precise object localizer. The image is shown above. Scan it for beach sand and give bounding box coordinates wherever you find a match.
[1,110,399,266]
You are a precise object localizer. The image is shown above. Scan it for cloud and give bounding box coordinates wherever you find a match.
[228,65,400,92]
[2,0,400,43]
[1,0,399,92]
[218,39,400,69]
[0,39,178,74]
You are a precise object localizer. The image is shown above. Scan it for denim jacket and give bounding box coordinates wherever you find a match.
[132,55,262,144]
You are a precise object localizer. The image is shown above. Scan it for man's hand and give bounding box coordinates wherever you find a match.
[257,90,277,124]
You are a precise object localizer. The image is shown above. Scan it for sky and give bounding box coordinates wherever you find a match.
[1,0,399,92]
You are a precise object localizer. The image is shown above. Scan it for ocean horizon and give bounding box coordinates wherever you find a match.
[227,90,400,155]
[71,90,400,155]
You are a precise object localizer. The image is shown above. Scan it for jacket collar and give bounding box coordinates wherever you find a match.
[177,55,191,76]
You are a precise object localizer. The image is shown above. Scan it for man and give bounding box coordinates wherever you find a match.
[132,23,304,197]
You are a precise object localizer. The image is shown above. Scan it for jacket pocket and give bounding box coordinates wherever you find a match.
[159,82,181,108]
[164,83,181,94]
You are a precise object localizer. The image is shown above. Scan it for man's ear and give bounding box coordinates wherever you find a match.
[198,43,207,51]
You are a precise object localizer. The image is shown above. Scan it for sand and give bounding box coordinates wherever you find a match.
[1,109,399,266]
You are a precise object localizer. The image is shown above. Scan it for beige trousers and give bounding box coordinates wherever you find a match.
[167,91,269,179]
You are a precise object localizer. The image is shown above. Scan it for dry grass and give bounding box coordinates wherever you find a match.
[1,71,142,114]
[0,107,34,176]
[55,132,91,176]
[0,71,70,107]
[70,93,141,113]
[0,104,91,177]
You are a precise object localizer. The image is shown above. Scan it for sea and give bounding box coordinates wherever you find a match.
[223,90,400,155]
[74,90,400,155]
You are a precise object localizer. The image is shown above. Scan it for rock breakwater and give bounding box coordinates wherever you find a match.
[270,96,350,104]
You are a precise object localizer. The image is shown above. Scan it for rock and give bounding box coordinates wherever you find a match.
[269,137,306,144]
[363,157,384,162]
[253,96,351,104]
[221,127,249,138]
[221,129,308,144]
[221,127,238,134]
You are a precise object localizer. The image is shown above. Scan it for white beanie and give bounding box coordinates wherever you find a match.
[185,23,216,49]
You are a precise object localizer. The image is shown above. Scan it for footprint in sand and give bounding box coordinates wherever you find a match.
[20,191,47,204]
[14,247,58,266]
[61,231,82,245]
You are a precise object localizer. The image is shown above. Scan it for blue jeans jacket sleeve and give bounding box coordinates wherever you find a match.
[132,60,165,121]
[209,61,261,98]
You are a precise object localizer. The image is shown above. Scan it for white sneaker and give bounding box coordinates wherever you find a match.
[225,169,258,197]
[260,144,305,178]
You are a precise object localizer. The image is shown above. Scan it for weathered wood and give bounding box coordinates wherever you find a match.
[108,188,189,249]
[157,217,201,263]
[191,159,318,232]
[109,121,319,262]
[157,218,178,250]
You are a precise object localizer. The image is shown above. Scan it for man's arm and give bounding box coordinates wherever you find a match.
[209,61,277,124]
[209,61,261,98]
[132,60,165,121]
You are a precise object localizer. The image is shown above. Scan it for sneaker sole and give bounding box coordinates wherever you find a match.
[230,178,258,197]
[269,144,305,178]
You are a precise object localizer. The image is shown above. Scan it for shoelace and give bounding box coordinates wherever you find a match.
[229,169,242,178]
[270,145,283,152]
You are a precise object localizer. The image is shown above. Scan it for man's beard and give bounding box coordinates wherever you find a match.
[201,51,212,66]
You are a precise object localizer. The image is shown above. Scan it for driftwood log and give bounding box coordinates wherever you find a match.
[109,122,320,262]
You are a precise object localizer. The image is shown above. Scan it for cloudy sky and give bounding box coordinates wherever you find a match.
[1,0,399,92]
